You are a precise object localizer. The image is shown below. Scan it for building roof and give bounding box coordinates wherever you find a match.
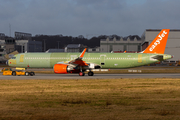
[46,49,64,52]
[146,29,180,31]
[123,35,141,40]
[67,44,81,48]
[100,35,141,41]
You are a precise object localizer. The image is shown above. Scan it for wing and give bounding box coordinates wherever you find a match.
[63,48,100,69]
[54,48,101,74]
[68,48,89,66]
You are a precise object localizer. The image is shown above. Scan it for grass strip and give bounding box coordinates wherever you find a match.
[0,78,180,119]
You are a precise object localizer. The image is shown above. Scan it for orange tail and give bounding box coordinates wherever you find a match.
[143,29,170,54]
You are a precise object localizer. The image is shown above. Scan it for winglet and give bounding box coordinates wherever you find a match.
[142,29,170,54]
[79,48,87,58]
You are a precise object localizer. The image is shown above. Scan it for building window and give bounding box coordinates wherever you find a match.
[92,48,96,51]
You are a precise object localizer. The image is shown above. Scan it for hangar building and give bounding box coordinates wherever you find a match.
[100,36,142,53]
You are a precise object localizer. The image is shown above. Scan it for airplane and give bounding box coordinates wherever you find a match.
[7,29,172,76]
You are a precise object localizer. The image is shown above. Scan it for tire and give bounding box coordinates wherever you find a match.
[32,72,35,76]
[79,72,85,76]
[25,72,29,76]
[29,72,34,76]
[88,72,94,76]
[12,71,16,76]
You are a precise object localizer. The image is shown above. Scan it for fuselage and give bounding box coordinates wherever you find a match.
[8,52,172,69]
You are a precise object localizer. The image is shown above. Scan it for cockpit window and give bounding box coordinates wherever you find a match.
[11,57,16,59]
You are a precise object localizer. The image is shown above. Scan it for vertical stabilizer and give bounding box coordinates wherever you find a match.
[143,29,170,54]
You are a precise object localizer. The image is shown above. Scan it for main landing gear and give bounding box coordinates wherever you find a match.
[79,72,85,76]
[78,67,94,76]
[88,71,94,76]
[78,71,94,76]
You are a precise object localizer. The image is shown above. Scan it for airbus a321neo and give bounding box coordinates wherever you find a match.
[7,29,172,76]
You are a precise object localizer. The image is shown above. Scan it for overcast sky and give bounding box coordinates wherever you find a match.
[0,0,180,38]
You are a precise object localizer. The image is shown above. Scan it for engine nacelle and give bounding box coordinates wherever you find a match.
[54,64,69,74]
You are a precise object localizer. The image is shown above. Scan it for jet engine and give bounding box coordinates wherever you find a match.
[54,64,73,74]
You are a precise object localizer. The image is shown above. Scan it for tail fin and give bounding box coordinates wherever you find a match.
[4,50,19,60]
[142,29,170,54]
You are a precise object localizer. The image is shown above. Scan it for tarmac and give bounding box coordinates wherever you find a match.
[0,73,179,80]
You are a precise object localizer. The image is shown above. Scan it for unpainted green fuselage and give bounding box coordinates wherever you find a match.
[8,52,172,69]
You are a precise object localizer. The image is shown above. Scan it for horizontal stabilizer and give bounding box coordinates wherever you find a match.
[151,55,163,61]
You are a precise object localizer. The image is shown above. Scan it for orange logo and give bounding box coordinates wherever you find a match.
[149,30,168,52]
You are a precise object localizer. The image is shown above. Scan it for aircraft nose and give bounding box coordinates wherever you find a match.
[6,60,8,66]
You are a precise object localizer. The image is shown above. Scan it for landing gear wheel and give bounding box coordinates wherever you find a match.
[79,72,85,76]
[29,72,35,76]
[12,71,16,76]
[25,72,29,76]
[88,71,94,76]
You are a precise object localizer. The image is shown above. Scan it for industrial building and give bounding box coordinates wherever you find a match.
[88,47,100,53]
[100,36,142,52]
[65,44,85,52]
[16,40,42,53]
[0,32,42,54]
